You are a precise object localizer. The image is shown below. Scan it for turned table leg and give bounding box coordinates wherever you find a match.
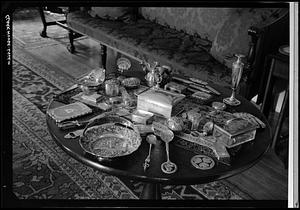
[140,183,162,200]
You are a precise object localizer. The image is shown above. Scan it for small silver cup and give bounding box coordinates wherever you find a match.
[105,79,119,97]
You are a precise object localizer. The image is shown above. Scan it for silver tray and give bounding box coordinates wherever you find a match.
[79,116,142,160]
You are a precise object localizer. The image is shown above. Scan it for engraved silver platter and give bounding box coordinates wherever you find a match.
[79,116,142,160]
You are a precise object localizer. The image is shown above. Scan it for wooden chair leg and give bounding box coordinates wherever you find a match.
[261,58,276,118]
[257,55,272,105]
[271,89,289,150]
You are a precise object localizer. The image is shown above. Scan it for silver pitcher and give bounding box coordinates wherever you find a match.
[140,61,171,88]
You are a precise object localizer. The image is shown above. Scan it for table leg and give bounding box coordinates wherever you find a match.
[140,183,162,200]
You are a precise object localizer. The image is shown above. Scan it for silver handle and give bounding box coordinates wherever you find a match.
[64,129,84,139]
[165,142,170,162]
[58,120,82,130]
[143,144,152,171]
[58,111,114,130]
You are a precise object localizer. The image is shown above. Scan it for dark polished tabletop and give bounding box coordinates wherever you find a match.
[46,77,272,186]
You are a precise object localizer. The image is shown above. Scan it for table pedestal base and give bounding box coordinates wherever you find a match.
[140,183,161,200]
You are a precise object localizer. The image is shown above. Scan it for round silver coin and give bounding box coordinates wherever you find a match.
[190,155,215,170]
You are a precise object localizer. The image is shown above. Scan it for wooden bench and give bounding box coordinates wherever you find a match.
[64,7,285,98]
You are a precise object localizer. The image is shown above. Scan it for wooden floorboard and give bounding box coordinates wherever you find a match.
[27,38,102,79]
[226,150,288,200]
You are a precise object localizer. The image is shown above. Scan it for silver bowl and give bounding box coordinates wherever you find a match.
[79,116,142,161]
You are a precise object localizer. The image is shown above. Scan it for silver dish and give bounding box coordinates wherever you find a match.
[78,68,106,87]
[79,116,142,160]
[117,57,131,73]
[122,77,141,88]
[166,116,185,132]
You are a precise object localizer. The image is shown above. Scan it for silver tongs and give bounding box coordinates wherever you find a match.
[57,119,91,130]
[57,111,113,130]
[58,108,132,130]
[173,76,221,96]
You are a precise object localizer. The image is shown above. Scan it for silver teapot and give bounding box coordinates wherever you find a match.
[140,60,171,88]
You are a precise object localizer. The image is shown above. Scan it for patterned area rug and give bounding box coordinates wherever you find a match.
[12,8,253,202]
[12,7,95,80]
[12,8,70,49]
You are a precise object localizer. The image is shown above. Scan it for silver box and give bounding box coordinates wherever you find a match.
[137,88,185,118]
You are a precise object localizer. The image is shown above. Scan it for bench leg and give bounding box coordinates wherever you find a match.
[39,7,48,37]
[67,30,75,53]
[100,44,107,69]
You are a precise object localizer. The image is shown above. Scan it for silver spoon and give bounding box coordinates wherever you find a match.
[159,129,177,174]
[143,134,158,171]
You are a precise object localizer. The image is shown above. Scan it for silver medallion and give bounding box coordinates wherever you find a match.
[190,155,215,170]
[161,161,177,174]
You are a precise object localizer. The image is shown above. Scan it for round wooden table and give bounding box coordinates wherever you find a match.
[46,83,272,199]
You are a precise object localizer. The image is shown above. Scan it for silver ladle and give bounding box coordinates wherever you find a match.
[159,129,177,174]
[143,134,158,171]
